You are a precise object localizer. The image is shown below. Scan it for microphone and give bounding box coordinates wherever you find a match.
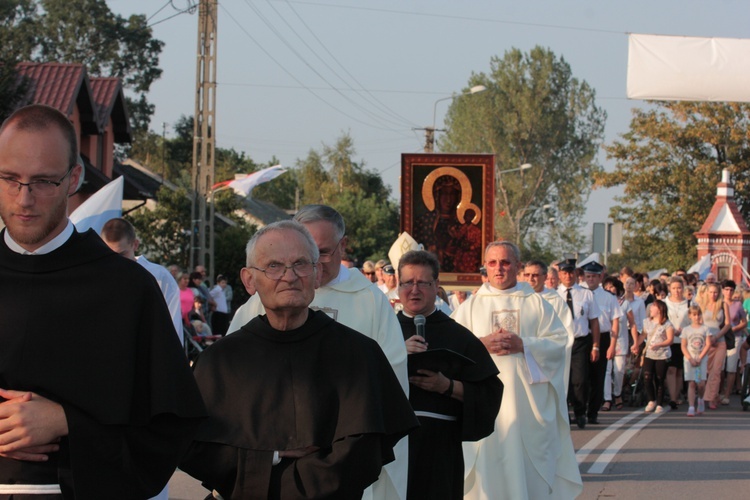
[414,314,426,343]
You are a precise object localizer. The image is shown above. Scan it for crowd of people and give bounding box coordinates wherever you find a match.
[3,103,750,499]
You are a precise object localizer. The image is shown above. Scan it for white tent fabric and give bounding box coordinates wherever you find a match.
[70,176,124,234]
[627,34,750,103]
[687,254,712,279]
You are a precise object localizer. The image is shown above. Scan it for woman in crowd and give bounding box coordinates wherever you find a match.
[721,283,747,404]
[702,282,731,409]
[635,300,674,414]
[665,277,691,409]
[603,277,638,410]
[177,271,195,325]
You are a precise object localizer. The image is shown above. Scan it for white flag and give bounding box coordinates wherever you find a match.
[214,165,287,197]
[70,176,124,233]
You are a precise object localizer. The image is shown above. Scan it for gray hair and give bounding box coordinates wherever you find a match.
[245,220,320,266]
[485,241,521,263]
[294,204,345,240]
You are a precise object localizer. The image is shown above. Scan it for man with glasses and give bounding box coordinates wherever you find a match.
[525,260,575,397]
[453,242,581,500]
[0,104,205,497]
[228,204,409,500]
[396,250,501,500]
[182,220,417,498]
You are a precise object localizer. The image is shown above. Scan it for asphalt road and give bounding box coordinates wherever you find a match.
[165,394,750,499]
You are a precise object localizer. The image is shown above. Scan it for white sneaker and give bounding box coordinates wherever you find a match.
[744,395,750,405]
[645,401,656,412]
[655,405,665,414]
[697,398,705,414]
[687,406,695,417]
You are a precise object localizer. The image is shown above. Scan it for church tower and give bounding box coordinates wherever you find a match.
[695,169,750,284]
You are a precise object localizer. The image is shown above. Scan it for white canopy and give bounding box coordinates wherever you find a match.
[627,34,750,103]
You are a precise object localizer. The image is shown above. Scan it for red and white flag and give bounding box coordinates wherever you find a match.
[212,165,287,197]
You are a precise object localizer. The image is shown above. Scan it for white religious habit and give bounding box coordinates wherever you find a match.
[452,282,582,500]
[228,264,410,500]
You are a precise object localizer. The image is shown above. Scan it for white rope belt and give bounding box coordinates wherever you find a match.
[0,484,62,494]
[414,410,458,421]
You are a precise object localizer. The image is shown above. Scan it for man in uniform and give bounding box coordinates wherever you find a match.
[397,250,501,499]
[182,221,417,499]
[583,261,623,424]
[453,242,581,499]
[524,260,575,397]
[0,104,205,498]
[228,205,409,500]
[557,258,601,428]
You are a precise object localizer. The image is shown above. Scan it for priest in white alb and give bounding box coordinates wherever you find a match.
[452,242,582,499]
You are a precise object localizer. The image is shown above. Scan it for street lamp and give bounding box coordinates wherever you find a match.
[425,85,487,152]
[498,163,532,175]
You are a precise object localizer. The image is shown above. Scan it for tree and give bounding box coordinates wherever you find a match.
[0,0,36,121]
[296,133,399,261]
[0,0,164,131]
[594,101,750,271]
[128,185,192,269]
[441,46,606,254]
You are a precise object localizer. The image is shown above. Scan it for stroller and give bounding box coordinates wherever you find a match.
[625,345,648,408]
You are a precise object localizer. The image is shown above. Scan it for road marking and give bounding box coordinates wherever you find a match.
[586,409,668,474]
[576,411,642,465]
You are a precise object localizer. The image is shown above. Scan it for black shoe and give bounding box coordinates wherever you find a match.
[669,400,678,410]
[575,415,587,429]
[588,414,599,425]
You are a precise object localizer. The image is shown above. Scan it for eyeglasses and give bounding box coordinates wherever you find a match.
[317,236,345,263]
[524,273,544,279]
[0,166,74,197]
[249,261,316,280]
[398,280,434,290]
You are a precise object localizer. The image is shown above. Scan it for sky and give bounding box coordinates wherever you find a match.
[107,0,750,245]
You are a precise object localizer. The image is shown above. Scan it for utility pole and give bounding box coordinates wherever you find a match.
[190,0,218,282]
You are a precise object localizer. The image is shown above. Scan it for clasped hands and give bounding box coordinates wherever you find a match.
[0,388,68,462]
[481,329,523,356]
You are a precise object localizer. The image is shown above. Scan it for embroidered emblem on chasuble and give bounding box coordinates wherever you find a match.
[492,309,520,335]
[313,306,338,321]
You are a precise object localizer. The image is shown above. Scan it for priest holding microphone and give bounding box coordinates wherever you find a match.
[396,250,502,500]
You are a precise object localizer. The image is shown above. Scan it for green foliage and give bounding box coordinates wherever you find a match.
[596,101,750,271]
[0,0,36,121]
[332,191,399,262]
[441,46,606,255]
[295,133,399,261]
[213,222,256,310]
[127,185,192,269]
[0,0,163,131]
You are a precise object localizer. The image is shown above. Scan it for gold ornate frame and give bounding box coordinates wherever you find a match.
[401,154,495,289]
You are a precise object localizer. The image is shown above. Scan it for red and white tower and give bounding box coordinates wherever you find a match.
[695,169,750,284]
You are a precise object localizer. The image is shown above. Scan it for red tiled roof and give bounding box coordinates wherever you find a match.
[15,62,99,134]
[90,77,120,129]
[17,63,84,115]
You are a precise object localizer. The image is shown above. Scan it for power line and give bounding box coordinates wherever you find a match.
[237,0,413,132]
[220,2,413,134]
[278,0,420,128]
[273,0,625,36]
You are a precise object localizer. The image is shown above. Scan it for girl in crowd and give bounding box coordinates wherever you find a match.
[177,271,195,325]
[635,300,674,414]
[681,304,712,416]
[702,282,731,409]
[665,277,690,409]
[603,277,638,410]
